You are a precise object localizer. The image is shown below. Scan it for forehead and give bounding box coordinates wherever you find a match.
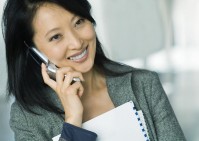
[32,3,73,32]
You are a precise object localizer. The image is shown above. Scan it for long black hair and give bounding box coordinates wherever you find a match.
[2,0,131,115]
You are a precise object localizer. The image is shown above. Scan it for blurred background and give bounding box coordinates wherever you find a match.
[0,0,199,140]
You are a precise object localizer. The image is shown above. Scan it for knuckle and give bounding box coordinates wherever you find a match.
[55,86,60,92]
[65,87,74,94]
[66,72,72,76]
[59,86,67,94]
[80,86,84,92]
[60,88,65,94]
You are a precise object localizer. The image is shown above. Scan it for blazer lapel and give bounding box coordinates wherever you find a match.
[106,73,140,108]
[106,73,155,141]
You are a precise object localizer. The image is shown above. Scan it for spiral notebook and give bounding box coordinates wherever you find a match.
[53,101,150,141]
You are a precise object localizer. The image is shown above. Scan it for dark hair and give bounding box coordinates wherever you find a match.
[2,0,130,115]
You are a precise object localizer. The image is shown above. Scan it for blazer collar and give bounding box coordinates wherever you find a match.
[106,73,139,108]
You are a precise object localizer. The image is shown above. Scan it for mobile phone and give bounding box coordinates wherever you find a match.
[27,44,80,83]
[30,47,58,80]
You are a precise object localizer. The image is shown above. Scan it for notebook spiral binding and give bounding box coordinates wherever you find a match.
[132,107,150,141]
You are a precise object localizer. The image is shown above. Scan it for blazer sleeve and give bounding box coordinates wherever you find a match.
[10,102,38,141]
[151,72,186,141]
[10,102,97,141]
[59,123,97,141]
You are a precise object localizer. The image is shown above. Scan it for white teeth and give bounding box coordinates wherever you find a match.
[69,49,87,60]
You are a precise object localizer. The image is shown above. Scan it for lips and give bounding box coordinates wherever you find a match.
[67,47,88,62]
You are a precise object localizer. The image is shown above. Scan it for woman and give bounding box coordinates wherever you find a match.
[2,0,186,140]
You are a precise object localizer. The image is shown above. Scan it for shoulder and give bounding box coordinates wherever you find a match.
[9,100,32,133]
[10,100,51,128]
[10,101,39,127]
[109,62,159,81]
[114,64,164,102]
[10,100,63,140]
[10,101,27,122]
[105,62,160,88]
[130,67,159,84]
[10,100,37,118]
[128,67,163,97]
[105,61,158,77]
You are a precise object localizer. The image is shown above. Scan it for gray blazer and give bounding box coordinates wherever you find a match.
[10,65,186,141]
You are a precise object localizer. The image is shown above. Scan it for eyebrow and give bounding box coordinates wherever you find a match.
[71,14,77,23]
[44,15,78,37]
[45,28,60,37]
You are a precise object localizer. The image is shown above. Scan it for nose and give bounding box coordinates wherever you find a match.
[66,30,83,50]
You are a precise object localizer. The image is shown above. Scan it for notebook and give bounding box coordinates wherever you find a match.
[52,101,149,141]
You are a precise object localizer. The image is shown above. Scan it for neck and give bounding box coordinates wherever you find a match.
[82,66,105,96]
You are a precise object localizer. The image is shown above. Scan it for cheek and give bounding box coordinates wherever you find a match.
[82,25,96,40]
[35,43,65,64]
[47,47,65,61]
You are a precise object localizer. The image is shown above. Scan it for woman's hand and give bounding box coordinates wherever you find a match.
[41,63,84,127]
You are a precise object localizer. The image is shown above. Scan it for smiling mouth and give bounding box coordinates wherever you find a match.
[68,47,88,61]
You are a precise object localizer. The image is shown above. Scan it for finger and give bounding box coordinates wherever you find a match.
[56,67,78,86]
[56,69,66,89]
[41,63,56,90]
[57,67,84,81]
[65,71,84,82]
[63,72,74,88]
[77,84,84,98]
[70,82,84,98]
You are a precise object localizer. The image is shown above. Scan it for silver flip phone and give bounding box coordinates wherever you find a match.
[29,47,80,83]
[30,47,58,80]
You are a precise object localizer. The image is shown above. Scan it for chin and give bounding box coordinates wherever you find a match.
[76,60,94,73]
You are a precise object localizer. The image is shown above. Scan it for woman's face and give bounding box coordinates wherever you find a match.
[32,3,96,73]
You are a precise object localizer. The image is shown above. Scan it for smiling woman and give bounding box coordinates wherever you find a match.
[2,0,186,141]
[32,3,96,73]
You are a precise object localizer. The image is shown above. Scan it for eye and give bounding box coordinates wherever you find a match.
[49,34,62,42]
[75,18,85,27]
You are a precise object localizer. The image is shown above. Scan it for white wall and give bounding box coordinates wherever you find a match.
[0,1,14,141]
[89,0,168,61]
[0,0,7,97]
